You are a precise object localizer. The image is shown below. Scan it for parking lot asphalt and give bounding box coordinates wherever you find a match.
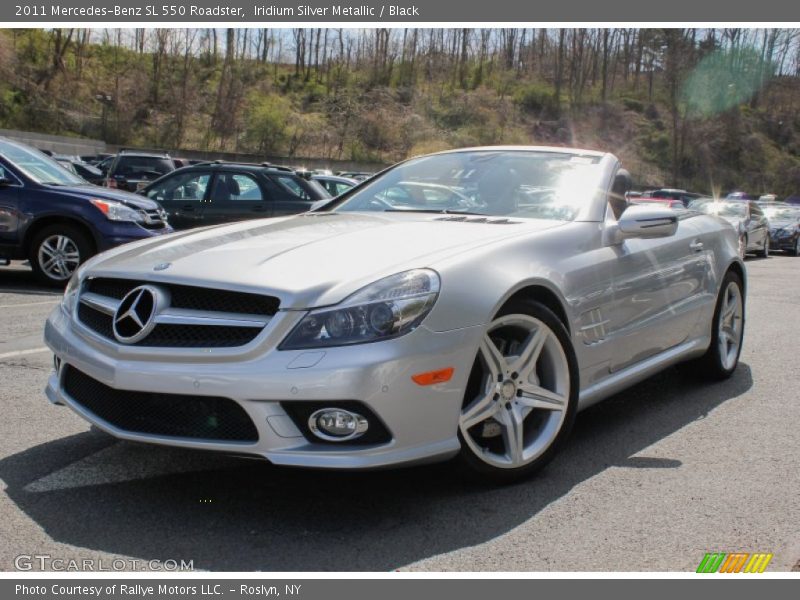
[0,256,798,573]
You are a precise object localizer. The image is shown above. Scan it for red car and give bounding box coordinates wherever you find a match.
[630,196,685,209]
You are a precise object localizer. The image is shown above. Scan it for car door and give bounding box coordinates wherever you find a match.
[578,208,710,376]
[144,170,211,230]
[265,174,321,215]
[0,163,22,245]
[202,172,270,225]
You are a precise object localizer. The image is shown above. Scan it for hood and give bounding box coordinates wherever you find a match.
[84,212,563,309]
[769,219,799,229]
[48,184,160,211]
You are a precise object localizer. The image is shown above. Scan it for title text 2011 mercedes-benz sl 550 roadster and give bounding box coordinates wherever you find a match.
[44,147,746,482]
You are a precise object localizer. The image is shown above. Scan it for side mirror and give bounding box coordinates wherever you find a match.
[616,205,679,240]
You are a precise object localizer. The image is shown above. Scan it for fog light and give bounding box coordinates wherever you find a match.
[308,408,368,442]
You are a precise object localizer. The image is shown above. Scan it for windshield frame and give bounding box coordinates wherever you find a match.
[321,148,616,223]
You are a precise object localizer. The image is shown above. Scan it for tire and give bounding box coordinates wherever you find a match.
[29,224,94,287]
[682,270,745,381]
[456,299,579,484]
[758,236,769,258]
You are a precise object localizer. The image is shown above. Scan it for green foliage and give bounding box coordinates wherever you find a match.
[622,97,645,113]
[640,129,671,165]
[302,82,327,106]
[514,83,558,115]
[244,94,291,154]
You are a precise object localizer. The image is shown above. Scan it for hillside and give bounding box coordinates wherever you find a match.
[1,28,799,196]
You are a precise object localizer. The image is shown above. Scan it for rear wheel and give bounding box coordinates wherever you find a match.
[457,300,579,484]
[29,224,93,287]
[682,271,744,380]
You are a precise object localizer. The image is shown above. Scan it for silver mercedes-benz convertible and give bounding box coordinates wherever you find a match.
[44,147,746,482]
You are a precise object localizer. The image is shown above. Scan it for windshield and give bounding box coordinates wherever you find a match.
[114,156,174,179]
[763,206,800,221]
[0,140,86,186]
[329,150,606,220]
[691,200,747,218]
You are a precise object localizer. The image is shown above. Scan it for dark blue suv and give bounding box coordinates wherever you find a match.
[0,138,173,286]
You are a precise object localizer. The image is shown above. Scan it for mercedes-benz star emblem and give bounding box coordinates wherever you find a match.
[112,286,163,344]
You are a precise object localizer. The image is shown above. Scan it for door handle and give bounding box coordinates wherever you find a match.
[689,241,704,252]
[251,206,267,212]
[181,205,195,212]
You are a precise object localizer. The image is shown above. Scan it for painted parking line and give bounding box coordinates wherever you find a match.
[0,300,60,309]
[0,346,50,360]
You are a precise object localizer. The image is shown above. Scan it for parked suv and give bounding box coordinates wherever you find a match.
[105,149,176,192]
[0,138,172,285]
[140,161,330,230]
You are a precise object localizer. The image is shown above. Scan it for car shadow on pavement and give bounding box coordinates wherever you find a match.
[0,263,61,296]
[0,363,753,572]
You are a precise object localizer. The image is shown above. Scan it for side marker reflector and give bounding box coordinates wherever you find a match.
[412,367,454,386]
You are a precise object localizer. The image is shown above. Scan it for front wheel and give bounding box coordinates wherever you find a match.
[29,224,93,287]
[457,300,579,484]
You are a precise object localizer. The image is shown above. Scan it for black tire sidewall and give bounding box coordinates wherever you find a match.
[705,270,745,379]
[456,299,580,484]
[29,224,93,286]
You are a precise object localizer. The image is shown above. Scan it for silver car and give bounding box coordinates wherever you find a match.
[44,147,746,482]
[689,198,770,258]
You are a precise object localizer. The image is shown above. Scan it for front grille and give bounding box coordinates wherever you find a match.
[78,303,114,339]
[139,209,168,230]
[63,365,259,442]
[84,278,280,316]
[130,324,264,348]
[77,303,262,348]
[77,278,279,348]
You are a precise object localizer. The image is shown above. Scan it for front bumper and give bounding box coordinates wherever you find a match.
[44,305,482,469]
[769,231,799,252]
[94,221,173,252]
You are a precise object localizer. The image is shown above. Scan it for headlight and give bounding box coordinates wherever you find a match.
[90,198,144,223]
[61,271,82,314]
[280,269,440,350]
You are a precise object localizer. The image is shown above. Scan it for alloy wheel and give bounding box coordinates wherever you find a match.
[717,280,744,371]
[37,235,80,281]
[459,314,570,469]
